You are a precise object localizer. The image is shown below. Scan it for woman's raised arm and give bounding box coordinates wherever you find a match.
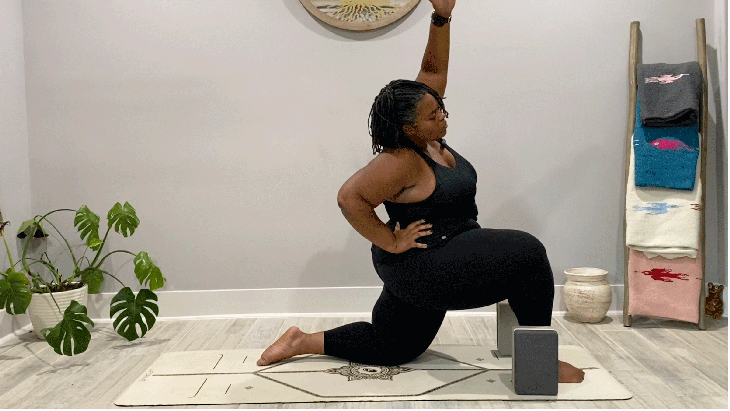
[415,0,455,98]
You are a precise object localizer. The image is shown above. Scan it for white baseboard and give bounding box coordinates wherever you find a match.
[0,284,721,344]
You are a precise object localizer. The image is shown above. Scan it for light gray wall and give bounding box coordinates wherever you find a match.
[0,0,32,268]
[2,0,726,298]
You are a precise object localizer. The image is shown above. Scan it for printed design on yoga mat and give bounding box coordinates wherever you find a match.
[644,74,690,84]
[632,202,680,215]
[323,363,415,381]
[257,352,490,397]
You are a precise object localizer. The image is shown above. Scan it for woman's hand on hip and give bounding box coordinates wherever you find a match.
[390,220,433,254]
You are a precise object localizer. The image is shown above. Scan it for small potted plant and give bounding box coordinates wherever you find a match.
[0,202,166,356]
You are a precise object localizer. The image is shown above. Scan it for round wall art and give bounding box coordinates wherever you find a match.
[299,0,421,31]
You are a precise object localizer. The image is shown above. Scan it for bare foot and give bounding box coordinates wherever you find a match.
[558,360,585,383]
[257,326,305,366]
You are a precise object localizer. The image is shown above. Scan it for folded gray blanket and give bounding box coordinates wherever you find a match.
[637,61,702,127]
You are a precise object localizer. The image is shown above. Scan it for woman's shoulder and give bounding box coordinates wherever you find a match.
[367,146,425,181]
[377,146,425,169]
[381,144,428,157]
[380,145,412,158]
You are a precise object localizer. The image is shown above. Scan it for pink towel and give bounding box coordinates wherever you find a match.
[628,246,703,324]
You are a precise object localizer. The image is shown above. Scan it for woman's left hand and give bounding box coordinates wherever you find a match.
[428,0,455,18]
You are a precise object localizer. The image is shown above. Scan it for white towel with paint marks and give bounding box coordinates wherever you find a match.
[626,135,702,259]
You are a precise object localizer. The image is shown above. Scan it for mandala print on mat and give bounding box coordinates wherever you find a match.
[324,363,415,381]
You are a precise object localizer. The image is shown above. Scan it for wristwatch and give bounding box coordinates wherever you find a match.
[431,11,451,27]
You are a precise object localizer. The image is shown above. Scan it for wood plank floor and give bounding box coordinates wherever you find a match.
[0,314,726,409]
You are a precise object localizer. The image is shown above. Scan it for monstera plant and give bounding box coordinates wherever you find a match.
[0,202,166,356]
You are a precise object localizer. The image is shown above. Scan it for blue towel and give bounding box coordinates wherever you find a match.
[633,99,699,190]
[637,62,702,128]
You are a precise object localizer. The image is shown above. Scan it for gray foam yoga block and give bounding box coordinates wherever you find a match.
[496,300,519,357]
[512,327,559,396]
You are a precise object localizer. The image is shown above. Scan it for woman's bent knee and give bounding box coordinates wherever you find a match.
[512,230,546,252]
[375,337,433,365]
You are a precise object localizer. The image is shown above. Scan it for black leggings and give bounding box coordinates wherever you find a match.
[323,227,555,366]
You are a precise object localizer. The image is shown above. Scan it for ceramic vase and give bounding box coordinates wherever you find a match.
[563,268,611,323]
[27,282,88,340]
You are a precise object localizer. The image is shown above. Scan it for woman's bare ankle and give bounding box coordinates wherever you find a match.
[299,331,325,355]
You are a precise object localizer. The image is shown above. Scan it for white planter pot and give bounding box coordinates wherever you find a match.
[563,268,611,323]
[27,282,88,340]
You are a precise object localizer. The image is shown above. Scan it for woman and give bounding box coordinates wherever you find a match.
[258,0,584,384]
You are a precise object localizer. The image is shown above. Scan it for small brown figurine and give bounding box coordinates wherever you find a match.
[705,283,724,320]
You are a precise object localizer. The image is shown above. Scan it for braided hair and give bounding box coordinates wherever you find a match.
[369,79,448,155]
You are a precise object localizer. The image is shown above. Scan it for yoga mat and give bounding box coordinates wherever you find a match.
[115,345,632,405]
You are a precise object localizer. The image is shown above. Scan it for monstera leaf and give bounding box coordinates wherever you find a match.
[134,252,166,291]
[74,206,102,252]
[0,270,31,314]
[77,266,105,294]
[110,287,158,341]
[108,202,140,238]
[41,300,95,356]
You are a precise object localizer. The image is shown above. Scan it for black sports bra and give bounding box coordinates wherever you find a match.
[372,138,480,261]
